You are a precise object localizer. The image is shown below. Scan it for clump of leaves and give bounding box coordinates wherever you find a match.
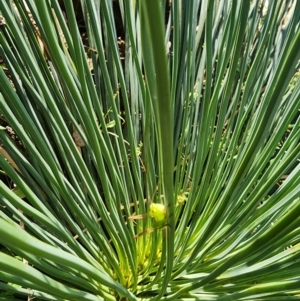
[0,1,299,301]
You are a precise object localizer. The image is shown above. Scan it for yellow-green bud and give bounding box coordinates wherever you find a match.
[149,203,167,225]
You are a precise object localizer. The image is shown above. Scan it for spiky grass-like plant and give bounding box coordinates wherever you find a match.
[0,0,299,300]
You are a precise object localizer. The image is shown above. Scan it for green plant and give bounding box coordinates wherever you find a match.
[0,0,299,300]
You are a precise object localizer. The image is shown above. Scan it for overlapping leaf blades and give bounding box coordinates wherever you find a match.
[0,0,299,300]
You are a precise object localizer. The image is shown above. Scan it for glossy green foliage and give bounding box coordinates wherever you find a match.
[0,0,299,300]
